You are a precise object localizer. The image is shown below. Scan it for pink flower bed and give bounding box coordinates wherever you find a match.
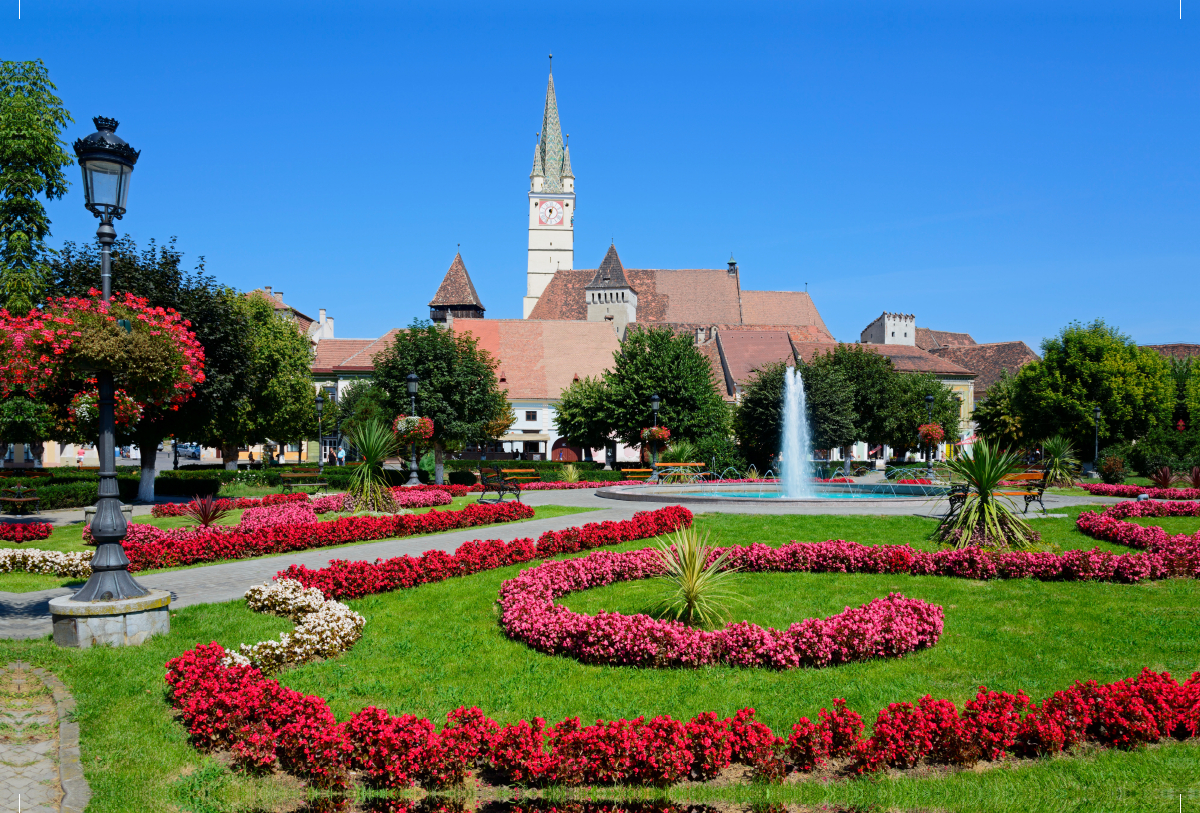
[497,548,944,669]
[1079,483,1200,500]
[277,507,695,599]
[238,502,319,532]
[1074,501,1200,576]
[164,643,1200,789]
[391,488,454,508]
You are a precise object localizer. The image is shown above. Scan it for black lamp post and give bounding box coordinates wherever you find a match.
[70,118,146,603]
[406,373,420,486]
[924,394,935,480]
[315,393,326,474]
[649,393,661,481]
[1093,406,1102,473]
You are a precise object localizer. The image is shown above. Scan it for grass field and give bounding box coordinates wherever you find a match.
[0,496,594,592]
[1,503,1196,812]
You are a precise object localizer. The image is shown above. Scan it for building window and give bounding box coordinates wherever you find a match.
[891,331,895,337]
[525,410,538,422]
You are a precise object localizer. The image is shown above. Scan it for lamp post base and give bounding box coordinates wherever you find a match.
[50,590,171,649]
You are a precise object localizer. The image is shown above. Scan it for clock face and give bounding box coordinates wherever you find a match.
[539,200,564,226]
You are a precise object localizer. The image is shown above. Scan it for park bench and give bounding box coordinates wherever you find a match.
[501,468,540,483]
[1,486,40,515]
[998,471,1047,514]
[479,468,522,503]
[280,467,328,494]
[621,469,654,481]
[654,462,708,483]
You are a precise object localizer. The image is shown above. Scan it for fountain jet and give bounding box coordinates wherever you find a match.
[780,365,814,498]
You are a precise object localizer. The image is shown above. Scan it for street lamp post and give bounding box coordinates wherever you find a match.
[315,393,326,474]
[649,393,661,482]
[406,373,420,486]
[1093,406,1102,475]
[924,394,935,480]
[68,117,148,604]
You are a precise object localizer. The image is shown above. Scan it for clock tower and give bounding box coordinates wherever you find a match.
[524,60,575,318]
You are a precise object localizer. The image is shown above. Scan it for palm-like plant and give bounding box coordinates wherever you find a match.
[1149,466,1181,489]
[651,527,743,627]
[346,418,401,513]
[659,439,700,464]
[1040,435,1079,487]
[935,439,1038,549]
[184,494,232,527]
[560,463,581,483]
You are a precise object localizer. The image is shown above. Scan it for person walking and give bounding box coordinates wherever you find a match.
[337,447,346,467]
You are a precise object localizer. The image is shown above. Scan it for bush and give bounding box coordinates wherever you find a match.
[1099,455,1129,485]
[693,434,747,475]
[1127,427,1200,476]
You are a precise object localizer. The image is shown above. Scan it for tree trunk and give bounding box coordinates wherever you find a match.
[133,427,159,503]
[434,443,445,485]
[222,441,239,471]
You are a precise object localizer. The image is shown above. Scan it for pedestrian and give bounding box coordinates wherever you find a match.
[76,446,85,467]
[337,447,346,466]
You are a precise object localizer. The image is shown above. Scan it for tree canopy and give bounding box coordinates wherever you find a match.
[0,60,72,315]
[972,370,1025,451]
[335,380,392,440]
[553,375,613,451]
[373,319,509,483]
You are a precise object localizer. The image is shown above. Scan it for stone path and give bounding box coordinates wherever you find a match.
[0,662,88,813]
[0,489,1122,641]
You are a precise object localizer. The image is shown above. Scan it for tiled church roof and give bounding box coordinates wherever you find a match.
[430,253,485,309]
[929,341,1041,401]
[915,327,977,351]
[586,245,632,290]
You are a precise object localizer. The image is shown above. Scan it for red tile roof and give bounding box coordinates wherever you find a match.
[915,328,977,351]
[789,341,976,376]
[740,291,833,339]
[429,253,485,309]
[715,330,796,392]
[1144,343,1200,359]
[929,341,1041,400]
[311,339,377,374]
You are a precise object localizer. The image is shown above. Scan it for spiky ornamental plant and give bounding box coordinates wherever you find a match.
[1040,435,1080,487]
[346,418,400,513]
[651,526,743,628]
[183,494,233,528]
[935,439,1038,549]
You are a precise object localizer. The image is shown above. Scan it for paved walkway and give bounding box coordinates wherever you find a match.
[0,489,1120,641]
[0,661,88,813]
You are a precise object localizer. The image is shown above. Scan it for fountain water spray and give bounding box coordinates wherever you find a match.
[781,366,814,498]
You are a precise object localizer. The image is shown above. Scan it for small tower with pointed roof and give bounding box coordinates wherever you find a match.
[430,253,486,323]
[525,56,576,319]
[585,244,637,336]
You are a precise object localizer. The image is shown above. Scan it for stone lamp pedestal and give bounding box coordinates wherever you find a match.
[50,591,171,649]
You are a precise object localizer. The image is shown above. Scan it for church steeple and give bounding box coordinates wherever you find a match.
[534,62,567,193]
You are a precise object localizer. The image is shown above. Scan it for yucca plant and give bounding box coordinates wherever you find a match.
[651,527,743,627]
[660,439,699,464]
[935,439,1038,549]
[346,418,401,512]
[1040,435,1079,487]
[184,494,232,527]
[560,463,581,483]
[1149,466,1181,489]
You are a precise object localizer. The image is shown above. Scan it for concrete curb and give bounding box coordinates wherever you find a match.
[30,663,91,813]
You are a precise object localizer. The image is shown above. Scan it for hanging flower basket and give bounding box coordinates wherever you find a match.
[0,290,205,406]
[69,384,143,433]
[918,423,945,446]
[641,426,671,443]
[393,415,434,444]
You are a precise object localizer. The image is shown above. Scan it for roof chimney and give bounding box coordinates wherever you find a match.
[275,291,284,303]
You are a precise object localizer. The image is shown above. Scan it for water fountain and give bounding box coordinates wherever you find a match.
[780,365,813,498]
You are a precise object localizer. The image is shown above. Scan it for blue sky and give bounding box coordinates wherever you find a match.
[6,1,1197,348]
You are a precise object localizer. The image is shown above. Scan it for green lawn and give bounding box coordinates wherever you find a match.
[1,506,1196,812]
[0,496,594,593]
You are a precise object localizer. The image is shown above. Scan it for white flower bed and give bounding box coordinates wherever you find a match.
[0,548,93,579]
[223,578,365,673]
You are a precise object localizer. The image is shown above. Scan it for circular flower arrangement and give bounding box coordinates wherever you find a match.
[393,414,434,444]
[641,426,671,443]
[0,289,205,406]
[918,423,945,446]
[68,383,143,433]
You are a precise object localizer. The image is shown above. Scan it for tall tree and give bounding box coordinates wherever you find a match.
[1013,319,1174,458]
[553,375,614,456]
[0,60,72,315]
[803,344,900,471]
[798,361,858,455]
[373,319,509,484]
[600,325,729,450]
[972,370,1026,451]
[881,373,961,459]
[336,380,391,439]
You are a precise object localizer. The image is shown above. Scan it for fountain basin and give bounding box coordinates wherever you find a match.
[596,481,947,505]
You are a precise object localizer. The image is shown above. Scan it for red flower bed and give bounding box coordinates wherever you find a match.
[164,643,1200,789]
[1074,501,1200,577]
[896,478,933,485]
[497,548,943,669]
[0,522,53,543]
[1079,483,1200,500]
[121,501,534,571]
[151,492,309,517]
[276,507,694,600]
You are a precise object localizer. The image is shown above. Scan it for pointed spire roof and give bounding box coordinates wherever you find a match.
[586,245,632,290]
[429,253,485,309]
[562,135,574,179]
[535,66,566,192]
[530,133,544,179]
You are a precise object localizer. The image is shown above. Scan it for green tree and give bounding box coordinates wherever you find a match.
[880,373,961,461]
[1013,319,1174,459]
[336,380,392,439]
[972,370,1026,451]
[0,60,72,315]
[1187,365,1200,431]
[732,362,787,471]
[798,361,858,454]
[802,344,900,472]
[553,375,614,458]
[373,319,509,484]
[600,325,729,451]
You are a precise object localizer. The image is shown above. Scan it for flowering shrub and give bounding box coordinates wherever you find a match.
[390,488,453,508]
[238,502,319,532]
[151,492,309,517]
[277,507,695,599]
[0,522,53,543]
[1079,483,1200,500]
[641,426,670,443]
[918,423,945,445]
[393,415,434,444]
[163,644,1200,790]
[0,547,92,578]
[497,548,943,669]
